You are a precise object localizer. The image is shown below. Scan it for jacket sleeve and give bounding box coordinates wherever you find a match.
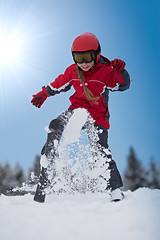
[118,69,131,91]
[46,66,72,96]
[105,67,131,92]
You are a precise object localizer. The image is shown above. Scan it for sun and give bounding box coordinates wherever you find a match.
[0,34,21,64]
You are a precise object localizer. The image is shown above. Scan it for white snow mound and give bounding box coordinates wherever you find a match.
[0,188,160,240]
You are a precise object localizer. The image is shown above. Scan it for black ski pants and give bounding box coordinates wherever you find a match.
[41,109,123,190]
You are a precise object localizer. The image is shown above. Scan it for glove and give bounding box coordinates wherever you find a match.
[31,86,49,108]
[111,59,126,71]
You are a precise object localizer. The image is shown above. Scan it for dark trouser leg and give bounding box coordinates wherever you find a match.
[43,109,74,159]
[34,167,49,202]
[85,122,123,190]
[34,109,74,202]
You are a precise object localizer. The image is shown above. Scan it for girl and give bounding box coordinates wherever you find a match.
[31,32,131,203]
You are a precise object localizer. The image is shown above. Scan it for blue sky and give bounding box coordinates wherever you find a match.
[0,0,160,175]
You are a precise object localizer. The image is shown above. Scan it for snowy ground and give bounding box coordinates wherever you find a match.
[0,188,160,240]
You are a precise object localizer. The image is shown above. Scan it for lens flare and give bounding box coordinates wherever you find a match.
[0,34,21,63]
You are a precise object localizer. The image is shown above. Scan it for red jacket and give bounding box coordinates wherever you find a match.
[46,59,130,129]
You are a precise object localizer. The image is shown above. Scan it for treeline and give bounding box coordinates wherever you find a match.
[0,147,160,195]
[0,155,41,195]
[123,147,160,191]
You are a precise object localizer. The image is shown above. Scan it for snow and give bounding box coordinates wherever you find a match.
[39,108,112,194]
[59,108,89,148]
[1,168,160,237]
[0,188,160,240]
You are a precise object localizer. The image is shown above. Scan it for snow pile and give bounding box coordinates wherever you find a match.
[0,188,160,240]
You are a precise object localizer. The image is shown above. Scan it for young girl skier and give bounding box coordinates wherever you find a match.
[31,32,131,203]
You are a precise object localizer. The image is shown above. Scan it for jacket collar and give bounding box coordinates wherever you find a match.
[83,62,103,76]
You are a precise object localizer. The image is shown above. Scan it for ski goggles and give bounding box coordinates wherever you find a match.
[72,51,95,64]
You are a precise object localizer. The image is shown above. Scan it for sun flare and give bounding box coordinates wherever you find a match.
[0,34,21,64]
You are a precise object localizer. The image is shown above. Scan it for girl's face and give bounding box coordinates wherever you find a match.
[77,61,94,71]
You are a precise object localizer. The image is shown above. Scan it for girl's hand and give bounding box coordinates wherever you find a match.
[111,59,126,71]
[31,86,49,108]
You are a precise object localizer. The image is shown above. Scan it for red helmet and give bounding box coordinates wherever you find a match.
[72,32,101,63]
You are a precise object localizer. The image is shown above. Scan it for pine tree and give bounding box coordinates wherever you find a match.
[19,155,41,194]
[147,159,160,189]
[0,162,8,194]
[0,162,26,195]
[123,147,147,191]
[30,155,41,177]
[0,163,13,194]
[27,155,40,183]
[9,156,41,195]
